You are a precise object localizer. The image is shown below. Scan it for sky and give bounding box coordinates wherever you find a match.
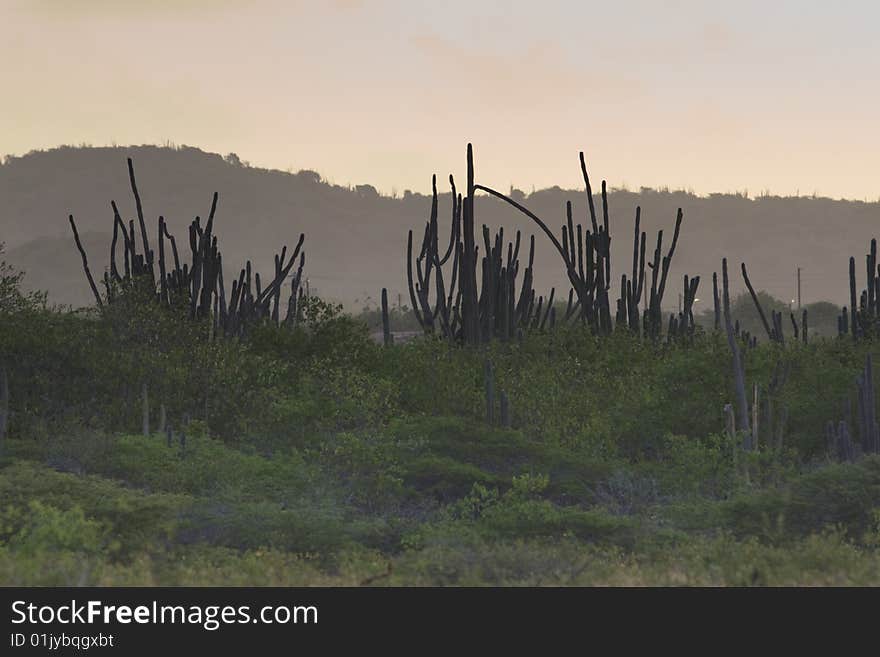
[2,0,879,200]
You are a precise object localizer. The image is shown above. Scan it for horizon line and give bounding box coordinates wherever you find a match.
[3,141,880,206]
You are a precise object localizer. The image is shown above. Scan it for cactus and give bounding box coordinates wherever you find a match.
[381,287,392,347]
[712,272,720,332]
[668,274,701,341]
[68,215,103,309]
[850,256,858,339]
[826,353,879,460]
[741,262,776,342]
[836,238,880,341]
[405,157,545,344]
[722,258,752,450]
[765,359,791,449]
[405,145,696,343]
[70,158,306,338]
[856,353,879,453]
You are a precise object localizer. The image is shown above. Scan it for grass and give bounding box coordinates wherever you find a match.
[3,289,880,585]
[2,421,880,585]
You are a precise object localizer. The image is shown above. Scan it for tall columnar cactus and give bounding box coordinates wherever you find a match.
[837,238,880,341]
[68,215,103,309]
[740,263,778,343]
[406,159,546,344]
[405,144,695,343]
[667,274,701,342]
[826,353,880,461]
[69,158,306,338]
[722,258,752,450]
[760,359,791,450]
[381,288,392,347]
[856,353,879,454]
[850,256,858,339]
[712,272,720,332]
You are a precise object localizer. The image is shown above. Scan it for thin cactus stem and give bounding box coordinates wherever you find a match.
[381,287,392,347]
[723,258,752,450]
[68,215,103,309]
[740,262,774,342]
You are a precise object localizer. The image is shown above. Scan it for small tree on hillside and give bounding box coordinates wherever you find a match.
[0,243,46,314]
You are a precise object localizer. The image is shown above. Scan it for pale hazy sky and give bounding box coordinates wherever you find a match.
[2,0,879,199]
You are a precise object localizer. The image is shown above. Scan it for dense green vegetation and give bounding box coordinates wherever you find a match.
[2,250,880,586]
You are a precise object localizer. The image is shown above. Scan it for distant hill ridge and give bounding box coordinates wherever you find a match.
[2,144,878,309]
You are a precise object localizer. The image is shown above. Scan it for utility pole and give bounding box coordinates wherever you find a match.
[797,267,802,309]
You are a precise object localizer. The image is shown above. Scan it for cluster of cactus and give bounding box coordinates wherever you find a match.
[715,262,806,347]
[826,418,855,462]
[403,144,697,344]
[758,360,791,450]
[405,174,545,342]
[827,353,880,460]
[666,274,701,341]
[405,156,557,344]
[720,257,807,451]
[855,354,879,454]
[741,263,807,344]
[720,259,795,451]
[711,272,755,347]
[69,158,306,337]
[735,324,758,349]
[476,154,692,341]
[839,239,880,339]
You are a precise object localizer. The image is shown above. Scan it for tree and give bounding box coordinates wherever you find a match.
[0,243,46,314]
[803,301,841,337]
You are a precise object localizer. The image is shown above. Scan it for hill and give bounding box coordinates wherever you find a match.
[2,144,877,310]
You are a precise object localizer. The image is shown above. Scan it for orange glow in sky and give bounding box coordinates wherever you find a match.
[2,0,879,200]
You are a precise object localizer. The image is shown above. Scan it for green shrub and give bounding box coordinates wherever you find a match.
[721,456,880,541]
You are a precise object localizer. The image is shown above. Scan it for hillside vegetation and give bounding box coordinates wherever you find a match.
[3,144,879,309]
[2,253,880,585]
[3,144,880,586]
